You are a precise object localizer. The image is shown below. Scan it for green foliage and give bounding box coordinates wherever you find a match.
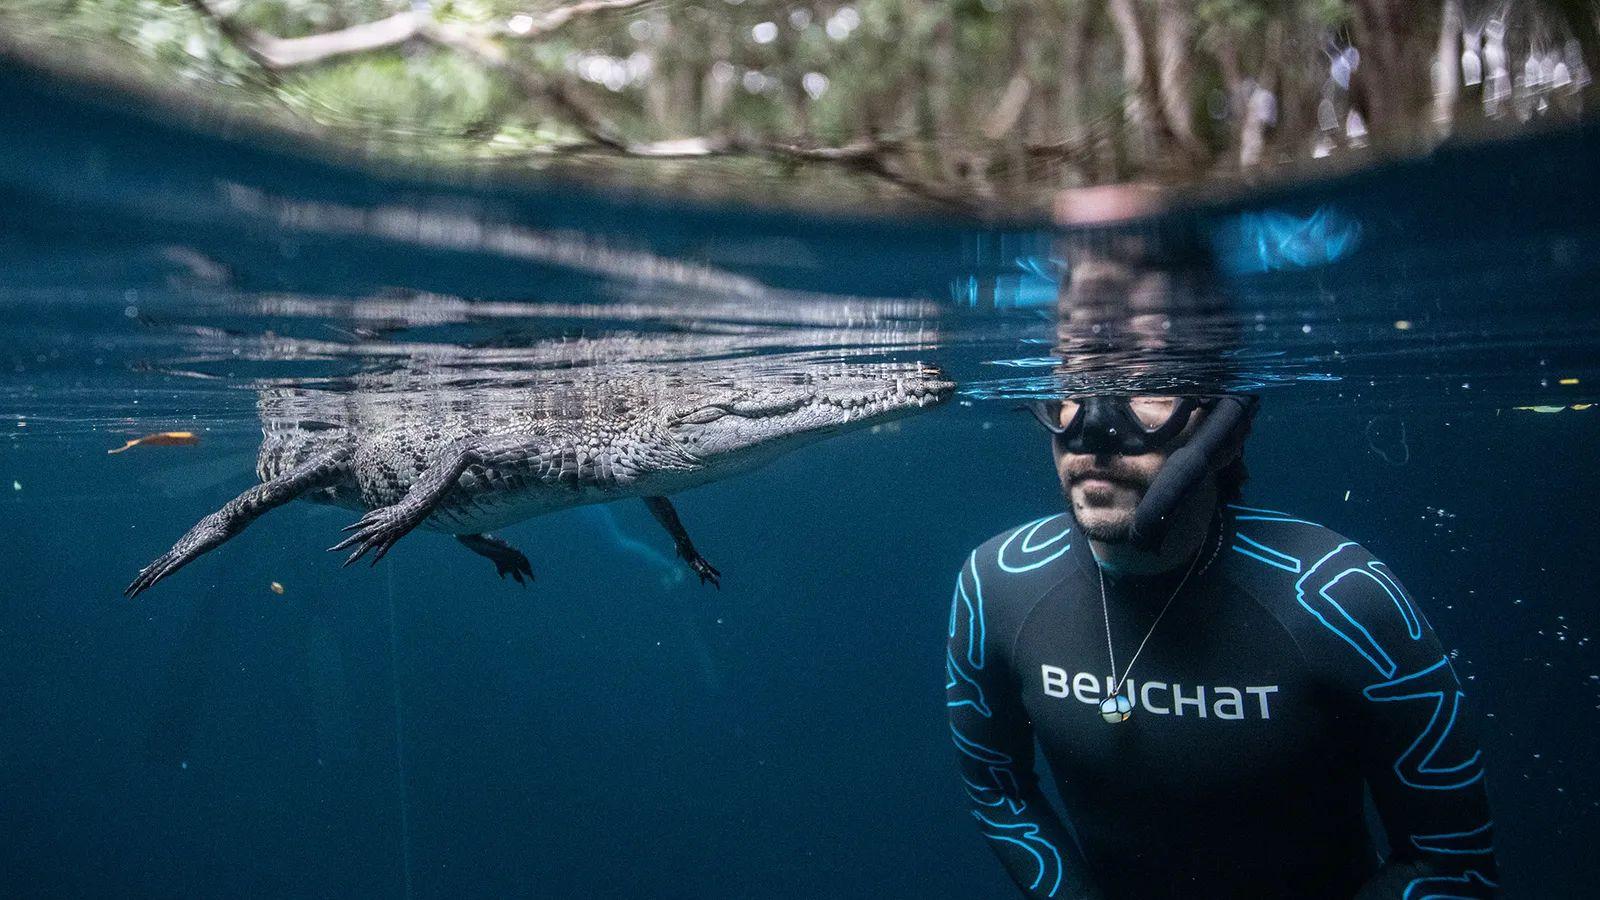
[1,0,1588,202]
[280,51,510,136]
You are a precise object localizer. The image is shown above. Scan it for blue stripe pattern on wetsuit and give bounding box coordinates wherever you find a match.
[1226,505,1495,898]
[997,514,1074,573]
[1401,870,1499,900]
[1410,822,1494,856]
[1363,658,1485,790]
[946,514,1074,898]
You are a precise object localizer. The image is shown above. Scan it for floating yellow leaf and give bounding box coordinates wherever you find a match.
[108,431,200,454]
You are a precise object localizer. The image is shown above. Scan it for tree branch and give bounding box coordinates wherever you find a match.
[184,0,654,71]
[183,0,984,210]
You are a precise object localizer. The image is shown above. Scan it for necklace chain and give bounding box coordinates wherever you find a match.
[1097,519,1223,697]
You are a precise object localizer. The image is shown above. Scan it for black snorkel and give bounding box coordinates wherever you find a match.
[1031,394,1258,552]
[1124,394,1255,550]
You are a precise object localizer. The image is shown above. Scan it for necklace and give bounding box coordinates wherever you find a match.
[1095,521,1223,724]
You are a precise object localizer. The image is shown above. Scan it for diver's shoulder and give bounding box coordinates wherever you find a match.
[950,515,1080,661]
[963,512,1084,587]
[1225,503,1376,563]
[1224,503,1435,670]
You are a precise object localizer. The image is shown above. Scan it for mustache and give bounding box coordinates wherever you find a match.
[1066,458,1149,487]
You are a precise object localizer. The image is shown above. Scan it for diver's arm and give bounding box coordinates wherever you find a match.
[1349,650,1499,899]
[946,556,1102,900]
[1318,559,1500,899]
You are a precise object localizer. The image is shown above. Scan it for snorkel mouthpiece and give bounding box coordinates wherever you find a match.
[1125,395,1257,551]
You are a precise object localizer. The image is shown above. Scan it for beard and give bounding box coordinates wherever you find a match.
[1062,458,1149,543]
[1076,513,1133,543]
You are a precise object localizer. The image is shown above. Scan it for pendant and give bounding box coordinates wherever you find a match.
[1099,694,1132,724]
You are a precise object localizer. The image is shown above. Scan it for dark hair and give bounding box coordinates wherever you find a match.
[1217,454,1249,505]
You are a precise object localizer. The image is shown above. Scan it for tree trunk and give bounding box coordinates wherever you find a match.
[1152,0,1206,162]
[644,13,675,132]
[1058,2,1092,148]
[1348,0,1434,140]
[1553,0,1600,108]
[1106,0,1160,166]
[1433,0,1464,132]
[698,28,733,135]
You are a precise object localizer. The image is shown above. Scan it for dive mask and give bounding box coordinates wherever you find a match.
[1027,395,1207,455]
[1027,393,1259,551]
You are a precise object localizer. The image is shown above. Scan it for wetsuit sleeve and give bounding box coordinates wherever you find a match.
[1290,542,1499,899]
[946,551,1103,900]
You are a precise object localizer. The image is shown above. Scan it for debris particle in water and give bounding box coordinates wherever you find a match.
[1559,377,1580,385]
[270,581,285,595]
[11,481,19,491]
[107,431,200,454]
[1393,320,1412,330]
[1343,489,1351,501]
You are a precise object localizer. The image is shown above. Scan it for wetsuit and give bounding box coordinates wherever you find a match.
[946,505,1497,899]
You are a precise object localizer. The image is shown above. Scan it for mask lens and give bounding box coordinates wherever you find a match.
[1057,399,1081,431]
[1128,396,1181,430]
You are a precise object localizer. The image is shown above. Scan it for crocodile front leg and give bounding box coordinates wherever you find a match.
[644,496,721,588]
[331,434,542,567]
[126,446,352,597]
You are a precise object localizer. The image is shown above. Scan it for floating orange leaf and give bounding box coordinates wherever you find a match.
[108,431,200,454]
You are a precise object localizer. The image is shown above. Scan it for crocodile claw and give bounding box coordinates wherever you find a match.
[455,533,534,587]
[125,514,229,598]
[125,549,188,598]
[493,549,534,585]
[686,554,721,589]
[329,505,423,567]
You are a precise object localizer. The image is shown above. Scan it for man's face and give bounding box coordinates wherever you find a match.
[1051,397,1206,542]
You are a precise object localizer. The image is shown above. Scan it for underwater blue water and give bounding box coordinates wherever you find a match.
[3,60,1600,898]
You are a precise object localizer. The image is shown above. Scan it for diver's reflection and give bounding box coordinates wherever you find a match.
[946,193,1497,899]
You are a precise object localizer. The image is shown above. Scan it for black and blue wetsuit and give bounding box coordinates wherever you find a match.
[947,505,1497,899]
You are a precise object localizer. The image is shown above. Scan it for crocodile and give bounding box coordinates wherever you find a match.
[125,362,953,597]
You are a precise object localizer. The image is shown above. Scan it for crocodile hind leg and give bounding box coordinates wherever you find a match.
[644,496,721,588]
[332,434,544,567]
[126,447,352,598]
[456,534,534,586]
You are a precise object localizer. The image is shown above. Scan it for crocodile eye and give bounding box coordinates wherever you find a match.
[678,406,729,425]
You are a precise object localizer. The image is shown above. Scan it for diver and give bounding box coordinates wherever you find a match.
[946,204,1498,899]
